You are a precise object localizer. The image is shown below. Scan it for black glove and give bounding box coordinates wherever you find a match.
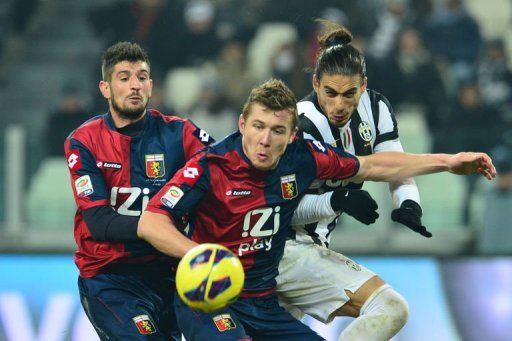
[391,200,432,238]
[330,188,379,225]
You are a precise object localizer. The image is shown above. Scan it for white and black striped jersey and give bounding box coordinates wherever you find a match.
[292,89,420,247]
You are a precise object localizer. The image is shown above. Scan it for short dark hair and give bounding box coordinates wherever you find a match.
[314,20,366,83]
[242,79,298,128]
[101,42,150,81]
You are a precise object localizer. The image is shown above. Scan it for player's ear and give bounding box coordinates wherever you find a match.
[238,114,245,132]
[148,78,153,97]
[288,127,298,144]
[99,80,110,99]
[361,76,368,92]
[312,75,320,93]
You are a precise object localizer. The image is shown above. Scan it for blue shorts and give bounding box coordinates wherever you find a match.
[175,292,324,340]
[78,268,180,340]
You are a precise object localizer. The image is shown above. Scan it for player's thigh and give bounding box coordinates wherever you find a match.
[78,274,179,340]
[232,295,324,341]
[173,291,250,341]
[276,239,376,322]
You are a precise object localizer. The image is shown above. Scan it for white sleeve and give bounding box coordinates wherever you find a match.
[374,138,421,208]
[291,192,338,225]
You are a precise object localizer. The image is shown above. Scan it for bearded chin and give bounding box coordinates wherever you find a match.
[111,97,146,120]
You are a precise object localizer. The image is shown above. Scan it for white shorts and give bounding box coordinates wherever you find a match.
[276,239,376,323]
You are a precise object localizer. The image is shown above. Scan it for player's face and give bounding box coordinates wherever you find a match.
[313,73,367,127]
[100,61,152,121]
[239,103,297,171]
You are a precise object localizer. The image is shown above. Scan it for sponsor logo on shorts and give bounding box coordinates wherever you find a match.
[74,175,93,197]
[345,260,361,271]
[161,186,184,208]
[132,315,156,335]
[213,314,236,332]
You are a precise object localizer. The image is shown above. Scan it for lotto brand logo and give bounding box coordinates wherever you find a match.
[67,150,82,170]
[226,189,252,196]
[183,167,199,178]
[68,154,78,168]
[97,161,122,169]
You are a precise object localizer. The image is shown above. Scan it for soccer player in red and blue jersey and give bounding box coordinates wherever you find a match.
[138,79,496,340]
[64,42,213,340]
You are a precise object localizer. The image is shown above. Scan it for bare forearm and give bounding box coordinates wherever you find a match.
[355,152,450,182]
[137,211,198,258]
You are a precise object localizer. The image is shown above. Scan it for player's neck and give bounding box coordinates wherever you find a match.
[110,109,147,129]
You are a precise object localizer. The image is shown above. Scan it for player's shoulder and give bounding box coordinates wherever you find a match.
[297,92,323,118]
[148,109,187,125]
[67,113,106,141]
[364,89,393,111]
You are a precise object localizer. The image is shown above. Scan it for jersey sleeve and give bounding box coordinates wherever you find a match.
[146,152,210,227]
[374,94,399,147]
[372,133,421,207]
[181,120,215,160]
[64,137,109,210]
[305,140,360,180]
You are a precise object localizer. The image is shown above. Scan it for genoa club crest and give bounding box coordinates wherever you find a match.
[145,154,165,178]
[132,315,156,335]
[280,174,298,200]
[213,314,236,332]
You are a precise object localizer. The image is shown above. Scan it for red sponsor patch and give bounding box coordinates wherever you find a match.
[132,315,156,335]
[213,314,236,332]
[66,149,82,171]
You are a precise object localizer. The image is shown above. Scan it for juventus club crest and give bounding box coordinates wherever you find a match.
[145,154,165,178]
[358,121,373,142]
[281,174,298,200]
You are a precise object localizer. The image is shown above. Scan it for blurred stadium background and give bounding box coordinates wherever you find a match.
[0,0,511,340]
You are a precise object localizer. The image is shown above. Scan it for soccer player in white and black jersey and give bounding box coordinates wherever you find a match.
[276,20,429,340]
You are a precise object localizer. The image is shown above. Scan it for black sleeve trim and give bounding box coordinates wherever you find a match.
[298,115,324,142]
[374,131,399,146]
[82,206,139,242]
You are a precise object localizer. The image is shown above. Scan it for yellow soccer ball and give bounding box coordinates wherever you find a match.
[176,243,245,312]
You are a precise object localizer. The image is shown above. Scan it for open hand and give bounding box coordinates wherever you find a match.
[448,152,496,180]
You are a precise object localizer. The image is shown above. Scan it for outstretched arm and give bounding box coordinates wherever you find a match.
[351,152,496,183]
[137,211,197,258]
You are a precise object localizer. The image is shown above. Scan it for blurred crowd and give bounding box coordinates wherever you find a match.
[0,0,511,247]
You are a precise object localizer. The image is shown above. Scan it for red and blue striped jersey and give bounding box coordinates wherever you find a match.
[64,109,213,277]
[147,132,359,295]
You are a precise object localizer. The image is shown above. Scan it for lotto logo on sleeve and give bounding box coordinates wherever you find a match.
[213,314,236,332]
[183,167,199,178]
[161,186,184,208]
[67,150,82,170]
[74,175,93,197]
[132,315,156,335]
